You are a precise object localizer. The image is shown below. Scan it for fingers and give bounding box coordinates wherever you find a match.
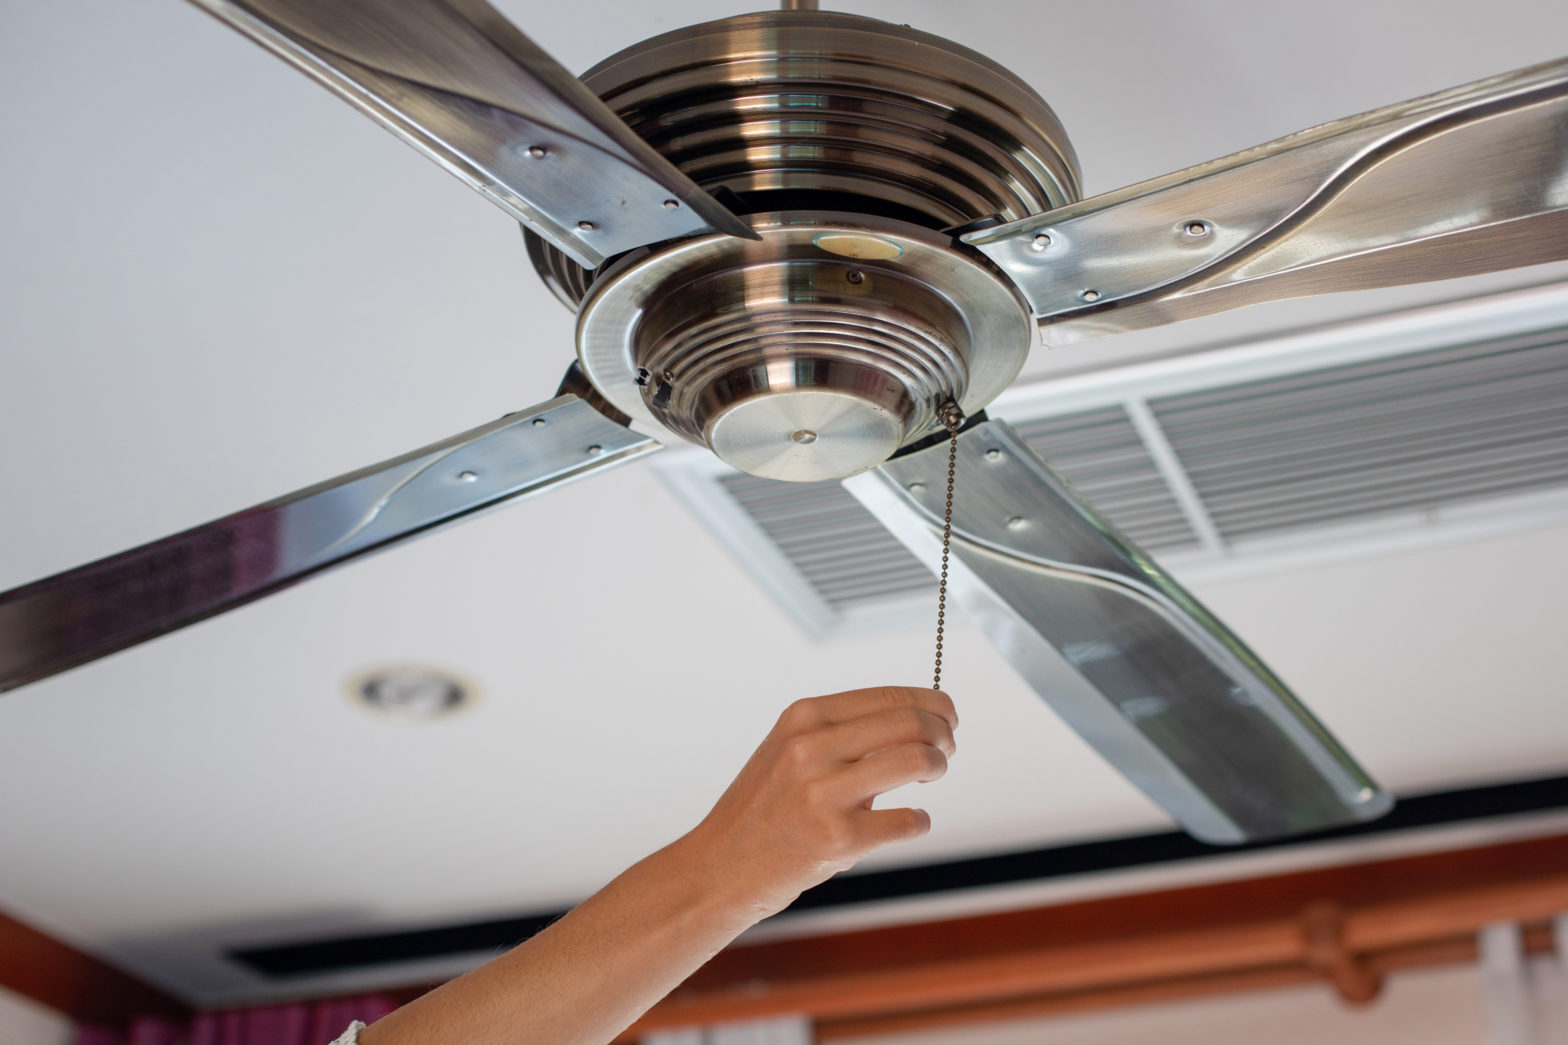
[839,740,950,800]
[815,705,956,764]
[772,689,956,815]
[692,685,956,913]
[779,686,958,734]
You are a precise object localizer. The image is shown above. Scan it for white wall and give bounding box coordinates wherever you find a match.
[0,988,70,1045]
[852,965,1489,1045]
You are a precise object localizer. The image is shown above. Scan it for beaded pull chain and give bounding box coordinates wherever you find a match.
[932,400,965,690]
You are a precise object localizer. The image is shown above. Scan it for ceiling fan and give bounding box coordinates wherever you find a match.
[3,0,1565,846]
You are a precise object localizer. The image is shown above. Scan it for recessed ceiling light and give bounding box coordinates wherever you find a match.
[348,666,476,721]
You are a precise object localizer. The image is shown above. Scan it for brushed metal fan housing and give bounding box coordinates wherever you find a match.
[530,10,1083,480]
[578,213,1035,480]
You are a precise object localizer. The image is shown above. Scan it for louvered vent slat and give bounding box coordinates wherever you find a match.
[1177,400,1568,490]
[1207,451,1568,526]
[1153,329,1568,540]
[1189,415,1568,501]
[1161,371,1568,458]
[1152,332,1566,420]
[716,404,1195,611]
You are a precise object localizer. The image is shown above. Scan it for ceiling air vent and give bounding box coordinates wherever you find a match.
[658,285,1568,635]
[1149,328,1568,541]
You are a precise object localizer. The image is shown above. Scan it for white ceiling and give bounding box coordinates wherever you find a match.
[2,0,1567,1008]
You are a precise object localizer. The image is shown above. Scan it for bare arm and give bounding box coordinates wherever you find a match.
[359,685,958,1045]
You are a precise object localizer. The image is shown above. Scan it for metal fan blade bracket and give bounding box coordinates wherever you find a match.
[186,0,754,266]
[0,396,660,693]
[844,420,1391,844]
[964,57,1568,342]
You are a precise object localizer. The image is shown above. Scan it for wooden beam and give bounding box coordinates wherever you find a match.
[0,908,191,1027]
[618,833,1568,1040]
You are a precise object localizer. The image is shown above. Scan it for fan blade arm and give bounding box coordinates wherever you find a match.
[843,420,1390,844]
[186,0,755,267]
[0,395,660,693]
[964,57,1568,344]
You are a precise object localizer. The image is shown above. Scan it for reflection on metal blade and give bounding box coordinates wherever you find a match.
[966,57,1568,343]
[0,396,659,693]
[846,420,1390,844]
[188,0,754,266]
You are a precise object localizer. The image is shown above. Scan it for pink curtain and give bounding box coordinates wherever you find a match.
[76,993,399,1045]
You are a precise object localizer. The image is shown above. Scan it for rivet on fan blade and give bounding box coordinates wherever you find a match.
[662,199,680,209]
[457,470,478,483]
[586,444,604,456]
[532,417,548,427]
[1080,289,1101,302]
[792,429,818,444]
[1006,515,1027,529]
[1184,220,1212,237]
[985,448,1003,461]
[1030,233,1053,252]
[577,221,596,232]
[909,482,926,493]
[527,145,548,158]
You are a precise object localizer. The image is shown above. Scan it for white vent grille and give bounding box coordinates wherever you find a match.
[1150,328,1568,540]
[659,286,1568,632]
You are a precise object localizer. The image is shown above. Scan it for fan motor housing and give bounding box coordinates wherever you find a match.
[529,10,1083,480]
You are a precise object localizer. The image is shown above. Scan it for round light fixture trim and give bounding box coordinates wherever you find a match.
[349,665,476,721]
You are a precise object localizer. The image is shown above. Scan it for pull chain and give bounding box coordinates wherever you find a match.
[932,400,964,691]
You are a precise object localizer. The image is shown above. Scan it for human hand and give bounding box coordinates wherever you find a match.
[356,686,956,1045]
[681,686,958,921]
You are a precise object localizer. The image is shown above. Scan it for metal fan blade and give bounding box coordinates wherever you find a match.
[844,420,1390,844]
[965,57,1568,344]
[186,0,755,267]
[0,395,659,693]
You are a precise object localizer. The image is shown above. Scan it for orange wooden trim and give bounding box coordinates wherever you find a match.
[618,833,1568,1040]
[0,908,191,1027]
[816,965,1317,1041]
[816,926,1563,1041]
[1300,902,1382,1004]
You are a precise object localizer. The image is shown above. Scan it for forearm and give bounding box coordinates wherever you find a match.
[360,832,759,1045]
[359,686,956,1045]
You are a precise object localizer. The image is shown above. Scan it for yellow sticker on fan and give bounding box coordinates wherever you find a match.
[813,232,905,260]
